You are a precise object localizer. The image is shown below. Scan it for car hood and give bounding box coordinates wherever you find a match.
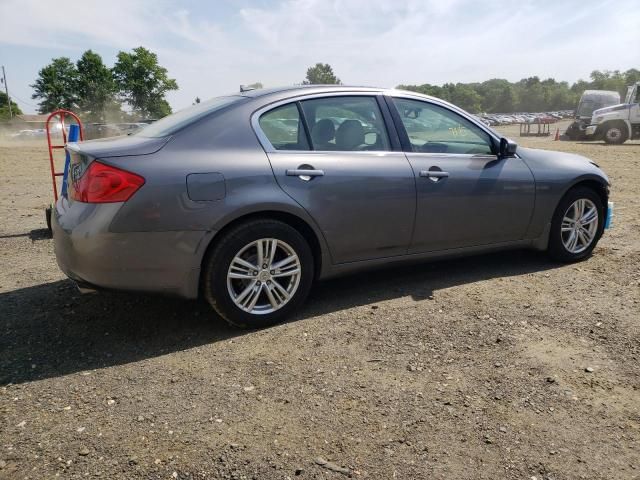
[518,147,609,185]
[67,135,171,159]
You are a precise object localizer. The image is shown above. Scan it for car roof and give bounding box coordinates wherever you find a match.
[239,84,386,99]
[238,85,454,109]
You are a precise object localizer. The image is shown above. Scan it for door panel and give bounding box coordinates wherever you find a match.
[387,95,535,253]
[407,153,535,253]
[268,151,416,263]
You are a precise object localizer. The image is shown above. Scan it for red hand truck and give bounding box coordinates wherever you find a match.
[44,110,84,232]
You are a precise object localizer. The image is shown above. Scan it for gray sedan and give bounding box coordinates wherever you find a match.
[53,86,611,328]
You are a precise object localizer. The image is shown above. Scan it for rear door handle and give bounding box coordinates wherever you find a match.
[419,170,449,179]
[286,169,325,181]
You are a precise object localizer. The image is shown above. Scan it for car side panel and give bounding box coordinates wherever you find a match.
[267,151,416,264]
[517,147,610,239]
[104,102,332,279]
[406,153,536,252]
[106,103,319,234]
[53,200,206,298]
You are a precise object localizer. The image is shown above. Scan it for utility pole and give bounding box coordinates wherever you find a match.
[1,66,12,119]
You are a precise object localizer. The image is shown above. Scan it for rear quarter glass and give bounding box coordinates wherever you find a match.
[136,95,247,138]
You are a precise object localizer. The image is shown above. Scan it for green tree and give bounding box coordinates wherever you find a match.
[475,79,516,113]
[398,67,638,114]
[303,63,341,85]
[444,83,482,112]
[589,70,625,93]
[397,83,444,98]
[113,47,178,118]
[247,82,263,89]
[31,57,78,113]
[76,50,118,122]
[514,77,546,111]
[0,91,22,120]
[624,68,640,85]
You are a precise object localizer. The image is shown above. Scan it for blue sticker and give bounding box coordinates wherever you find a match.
[605,202,614,229]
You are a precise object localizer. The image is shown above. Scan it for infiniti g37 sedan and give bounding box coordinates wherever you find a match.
[53,85,612,328]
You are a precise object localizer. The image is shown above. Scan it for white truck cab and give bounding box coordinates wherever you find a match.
[586,82,640,144]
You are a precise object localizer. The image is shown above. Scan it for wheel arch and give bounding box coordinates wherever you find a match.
[598,119,631,140]
[546,177,609,261]
[198,209,327,297]
[532,175,609,252]
[562,176,609,209]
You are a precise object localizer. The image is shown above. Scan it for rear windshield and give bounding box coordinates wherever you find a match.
[136,95,246,138]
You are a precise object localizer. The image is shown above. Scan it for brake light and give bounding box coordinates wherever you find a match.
[71,161,145,203]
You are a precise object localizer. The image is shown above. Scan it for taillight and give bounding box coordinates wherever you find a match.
[71,161,145,203]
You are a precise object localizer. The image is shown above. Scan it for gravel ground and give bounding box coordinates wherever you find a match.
[1,122,639,479]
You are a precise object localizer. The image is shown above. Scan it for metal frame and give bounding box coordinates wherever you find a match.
[45,109,84,202]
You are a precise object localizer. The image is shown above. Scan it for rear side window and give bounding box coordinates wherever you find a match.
[136,95,245,138]
[259,104,310,151]
[300,96,391,151]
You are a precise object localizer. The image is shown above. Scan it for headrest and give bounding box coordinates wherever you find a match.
[311,119,335,144]
[335,119,364,150]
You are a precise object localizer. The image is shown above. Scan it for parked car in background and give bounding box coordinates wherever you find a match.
[53,85,611,328]
[10,129,46,139]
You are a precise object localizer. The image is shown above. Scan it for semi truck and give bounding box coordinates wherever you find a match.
[565,90,620,140]
[585,82,640,144]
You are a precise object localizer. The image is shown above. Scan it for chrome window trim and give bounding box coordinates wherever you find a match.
[259,150,407,158]
[251,91,391,154]
[404,152,499,160]
[251,88,518,159]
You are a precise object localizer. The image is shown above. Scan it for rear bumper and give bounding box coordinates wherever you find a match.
[52,198,208,299]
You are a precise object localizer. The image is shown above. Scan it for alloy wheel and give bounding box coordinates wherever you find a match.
[227,238,302,314]
[561,198,599,254]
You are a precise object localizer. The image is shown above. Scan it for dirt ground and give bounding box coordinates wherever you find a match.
[1,120,639,479]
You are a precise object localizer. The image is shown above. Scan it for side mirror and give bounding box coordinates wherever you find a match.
[499,137,517,158]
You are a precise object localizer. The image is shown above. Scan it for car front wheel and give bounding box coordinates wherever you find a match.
[548,187,604,262]
[203,219,314,328]
[602,123,628,144]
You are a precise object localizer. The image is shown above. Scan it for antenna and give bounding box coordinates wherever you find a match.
[240,85,255,93]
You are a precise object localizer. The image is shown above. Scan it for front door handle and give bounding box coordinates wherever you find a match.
[420,170,449,179]
[286,169,325,181]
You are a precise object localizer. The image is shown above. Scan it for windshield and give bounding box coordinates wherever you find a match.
[136,95,246,138]
[577,100,597,117]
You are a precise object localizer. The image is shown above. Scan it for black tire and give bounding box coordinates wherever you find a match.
[548,186,605,262]
[565,121,580,141]
[45,206,52,233]
[602,122,628,145]
[203,219,314,328]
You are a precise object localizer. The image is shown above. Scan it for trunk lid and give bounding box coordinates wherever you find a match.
[64,135,168,202]
[68,134,170,159]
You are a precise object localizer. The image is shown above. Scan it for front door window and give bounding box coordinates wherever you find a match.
[392,98,494,155]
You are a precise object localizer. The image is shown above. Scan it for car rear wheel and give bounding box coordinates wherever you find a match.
[548,187,604,262]
[203,219,314,328]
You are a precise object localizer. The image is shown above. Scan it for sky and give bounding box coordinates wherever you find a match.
[0,0,638,114]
